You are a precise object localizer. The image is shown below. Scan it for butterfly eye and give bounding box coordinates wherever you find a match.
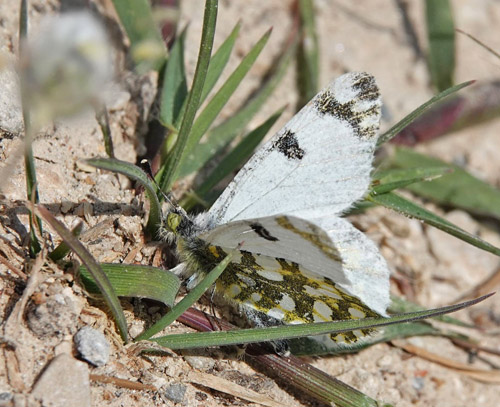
[166,212,182,234]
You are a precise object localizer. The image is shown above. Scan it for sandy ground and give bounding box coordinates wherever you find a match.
[1,0,500,406]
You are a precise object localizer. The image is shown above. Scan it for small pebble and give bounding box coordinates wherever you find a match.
[164,383,186,403]
[74,326,110,367]
[0,392,13,403]
[184,355,216,371]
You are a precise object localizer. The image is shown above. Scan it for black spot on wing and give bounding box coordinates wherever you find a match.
[250,223,279,241]
[272,130,305,160]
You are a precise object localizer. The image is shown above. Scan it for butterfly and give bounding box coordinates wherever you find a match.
[165,72,390,355]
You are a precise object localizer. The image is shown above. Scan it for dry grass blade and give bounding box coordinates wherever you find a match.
[455,264,500,302]
[90,374,157,391]
[187,371,284,407]
[393,341,500,384]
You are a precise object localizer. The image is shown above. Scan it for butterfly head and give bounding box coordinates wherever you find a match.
[162,204,205,243]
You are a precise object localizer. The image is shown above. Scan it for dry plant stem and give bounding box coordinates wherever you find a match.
[2,248,45,392]
[393,341,500,384]
[89,374,157,391]
[451,337,500,358]
[455,265,500,302]
[186,371,283,407]
[0,253,27,281]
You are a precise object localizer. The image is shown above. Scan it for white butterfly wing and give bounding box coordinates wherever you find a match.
[207,72,381,226]
[199,214,390,315]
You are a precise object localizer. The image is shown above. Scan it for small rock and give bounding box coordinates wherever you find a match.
[0,392,13,404]
[27,293,78,337]
[184,355,216,371]
[0,62,23,135]
[74,326,110,367]
[164,383,186,403]
[31,354,90,407]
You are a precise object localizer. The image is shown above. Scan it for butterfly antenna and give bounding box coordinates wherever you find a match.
[140,159,178,208]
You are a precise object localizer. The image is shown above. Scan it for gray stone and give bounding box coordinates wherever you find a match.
[0,392,13,405]
[31,353,90,407]
[0,62,23,136]
[74,326,110,367]
[27,293,79,337]
[164,383,186,404]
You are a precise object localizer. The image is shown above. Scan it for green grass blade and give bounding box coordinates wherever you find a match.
[200,21,241,104]
[96,106,114,158]
[85,158,162,237]
[425,0,455,91]
[370,166,451,195]
[79,263,180,307]
[151,294,492,350]
[160,27,188,130]
[183,107,285,210]
[157,0,218,193]
[377,80,473,146]
[388,147,500,220]
[367,192,500,257]
[179,38,295,178]
[135,252,232,341]
[111,0,166,71]
[289,321,440,356]
[389,295,472,328]
[179,29,271,169]
[48,222,84,261]
[252,349,388,407]
[19,0,42,256]
[37,206,129,342]
[296,0,319,106]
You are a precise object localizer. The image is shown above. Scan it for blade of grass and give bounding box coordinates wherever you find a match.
[377,80,473,146]
[182,107,285,211]
[96,106,114,158]
[391,80,500,146]
[160,27,188,130]
[288,321,440,356]
[48,222,84,261]
[371,166,451,195]
[158,22,241,165]
[150,294,492,350]
[425,0,455,91]
[111,0,166,71]
[296,0,319,106]
[248,346,389,407]
[178,29,271,172]
[37,205,128,342]
[135,252,232,341]
[389,294,473,328]
[79,263,180,307]
[388,147,500,220]
[178,37,296,178]
[157,0,218,193]
[457,28,500,60]
[199,21,241,105]
[85,158,162,237]
[20,0,41,256]
[367,192,500,257]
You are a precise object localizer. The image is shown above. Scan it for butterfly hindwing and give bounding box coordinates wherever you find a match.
[200,214,390,316]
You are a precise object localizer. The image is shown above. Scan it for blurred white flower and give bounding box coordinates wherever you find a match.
[20,11,113,127]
